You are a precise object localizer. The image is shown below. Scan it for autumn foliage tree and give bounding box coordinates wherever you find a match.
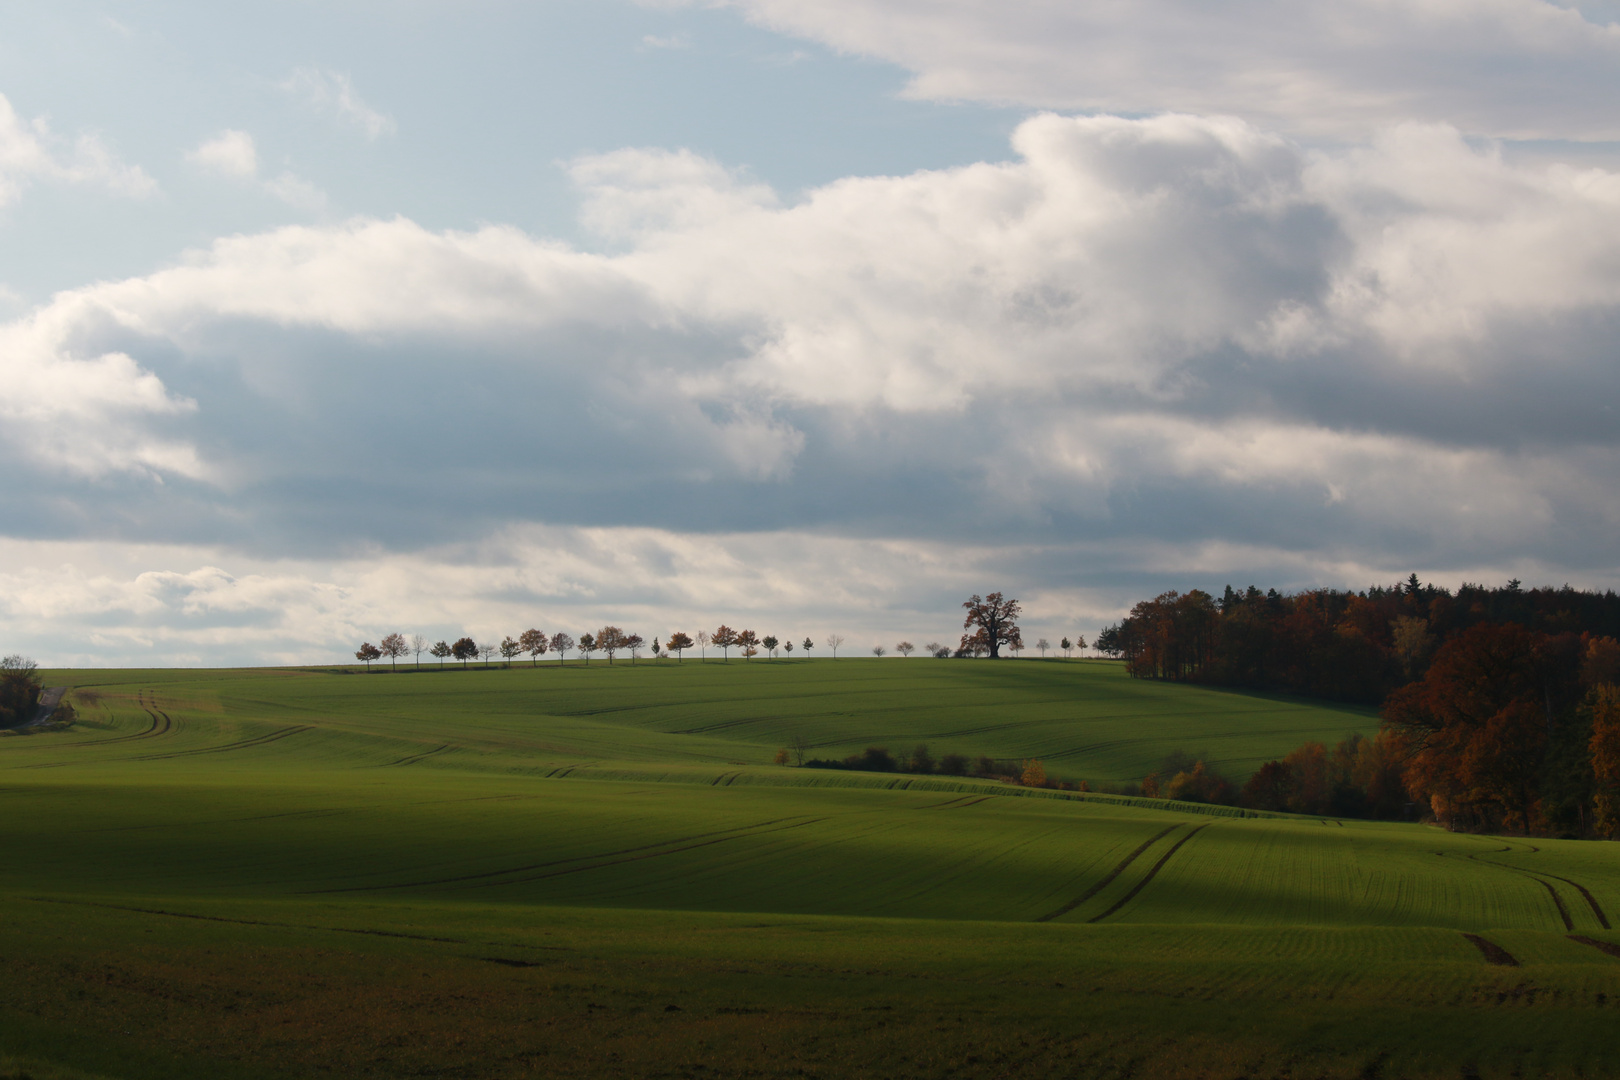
[1591,686,1620,838]
[596,626,626,663]
[519,628,548,665]
[961,593,1022,658]
[379,633,407,672]
[712,625,738,660]
[355,642,382,671]
[666,631,694,661]
[1381,623,1549,832]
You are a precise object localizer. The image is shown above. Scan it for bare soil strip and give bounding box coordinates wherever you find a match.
[1087,824,1211,924]
[1569,935,1620,959]
[1462,933,1519,966]
[1034,824,1182,923]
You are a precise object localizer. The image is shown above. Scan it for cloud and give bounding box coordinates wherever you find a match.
[640,32,692,49]
[0,92,155,207]
[185,129,327,210]
[186,129,257,178]
[0,528,1185,667]
[1,113,1618,636]
[690,0,1620,140]
[280,67,396,140]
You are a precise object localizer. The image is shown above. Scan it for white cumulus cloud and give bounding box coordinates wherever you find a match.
[186,129,258,178]
[185,128,327,210]
[0,92,154,207]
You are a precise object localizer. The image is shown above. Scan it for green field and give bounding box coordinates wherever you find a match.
[2,659,1617,1079]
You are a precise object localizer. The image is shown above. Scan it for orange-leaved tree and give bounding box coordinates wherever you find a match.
[712,625,739,660]
[1591,684,1620,838]
[379,633,407,672]
[597,626,626,664]
[519,628,548,665]
[962,592,1021,659]
[1382,622,1546,832]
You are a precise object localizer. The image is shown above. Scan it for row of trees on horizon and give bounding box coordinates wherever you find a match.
[352,594,1097,671]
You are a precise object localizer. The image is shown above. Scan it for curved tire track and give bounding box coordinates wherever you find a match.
[1459,846,1577,932]
[310,815,819,894]
[132,724,309,761]
[1035,824,1182,923]
[14,694,176,768]
[1087,824,1210,924]
[379,744,452,768]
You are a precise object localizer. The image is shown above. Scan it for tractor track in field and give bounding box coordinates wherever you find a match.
[1451,845,1593,932]
[477,816,827,890]
[1087,824,1210,924]
[940,795,997,810]
[30,897,469,944]
[1541,875,1611,929]
[1463,933,1519,966]
[916,794,979,809]
[1569,935,1620,959]
[13,697,176,768]
[1034,824,1182,923]
[131,724,310,761]
[13,694,171,762]
[308,815,821,894]
[1486,844,1612,929]
[671,715,788,736]
[379,744,452,768]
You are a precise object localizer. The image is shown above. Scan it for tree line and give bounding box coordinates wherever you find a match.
[1099,578,1620,837]
[351,592,1097,671]
[353,627,844,671]
[785,740,1082,792]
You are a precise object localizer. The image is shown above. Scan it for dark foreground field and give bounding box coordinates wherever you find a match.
[1,660,1616,1079]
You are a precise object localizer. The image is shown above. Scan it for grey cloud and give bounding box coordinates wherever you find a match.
[705,0,1620,141]
[2,113,1617,591]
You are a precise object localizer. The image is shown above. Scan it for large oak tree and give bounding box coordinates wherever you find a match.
[961,592,1022,659]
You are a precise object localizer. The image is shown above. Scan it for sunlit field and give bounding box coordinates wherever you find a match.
[2,659,1616,1079]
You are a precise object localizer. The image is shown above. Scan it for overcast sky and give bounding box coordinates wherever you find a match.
[3,0,1619,666]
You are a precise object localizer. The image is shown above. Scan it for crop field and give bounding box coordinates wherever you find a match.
[1,659,1618,1079]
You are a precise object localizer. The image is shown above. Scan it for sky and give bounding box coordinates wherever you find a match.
[2,0,1619,666]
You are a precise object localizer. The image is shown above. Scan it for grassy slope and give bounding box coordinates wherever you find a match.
[51,656,1378,782]
[1,660,1617,1079]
